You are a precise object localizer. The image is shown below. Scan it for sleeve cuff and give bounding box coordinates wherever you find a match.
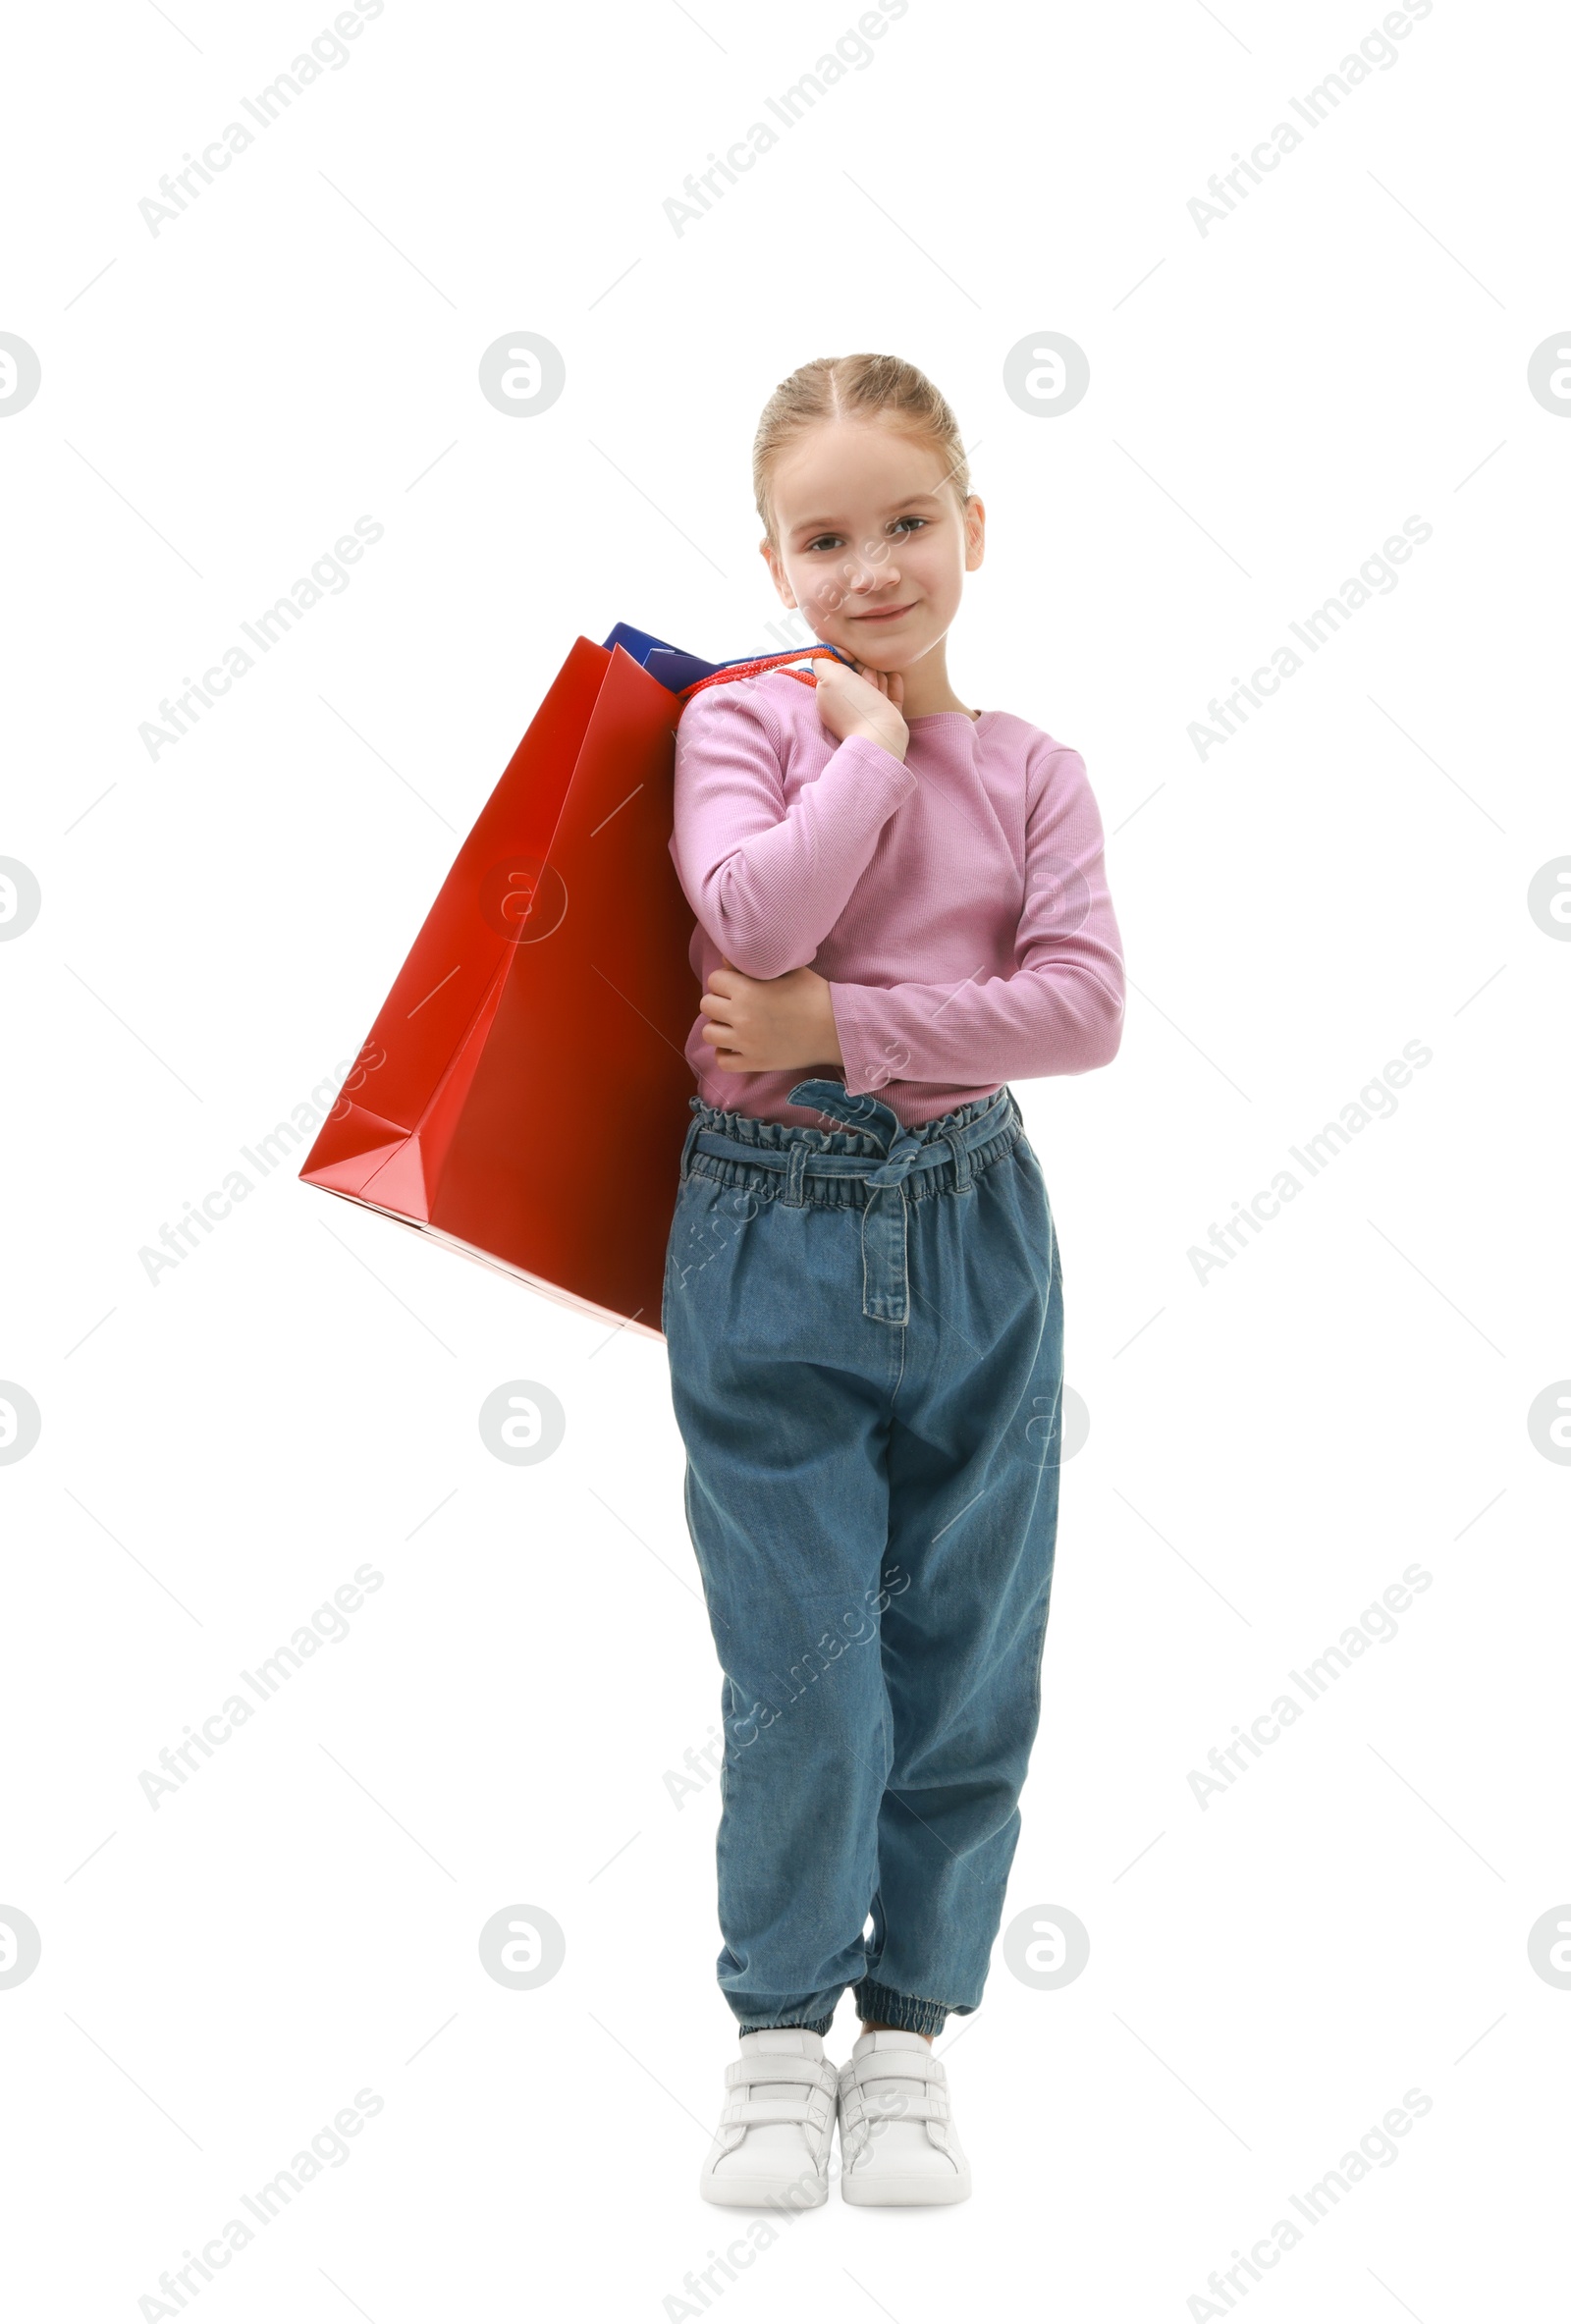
[829,730,919,800]
[827,981,905,1097]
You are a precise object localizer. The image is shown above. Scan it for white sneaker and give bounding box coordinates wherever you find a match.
[838,2028,972,2204]
[698,2027,840,2209]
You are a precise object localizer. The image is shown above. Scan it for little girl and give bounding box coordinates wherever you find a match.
[662,352,1124,2209]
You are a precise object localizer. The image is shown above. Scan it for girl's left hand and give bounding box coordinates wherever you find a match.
[699,959,844,1071]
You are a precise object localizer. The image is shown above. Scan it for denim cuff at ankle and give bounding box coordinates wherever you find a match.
[736,2013,836,2039]
[851,1978,952,2037]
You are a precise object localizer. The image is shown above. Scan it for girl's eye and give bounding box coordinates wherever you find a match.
[803,516,927,552]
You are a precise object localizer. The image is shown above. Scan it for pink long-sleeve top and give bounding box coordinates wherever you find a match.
[669,667,1125,1129]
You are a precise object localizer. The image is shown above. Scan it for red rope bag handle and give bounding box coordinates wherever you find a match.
[677,645,847,703]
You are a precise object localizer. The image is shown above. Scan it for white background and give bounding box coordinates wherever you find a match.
[2,1,1567,2317]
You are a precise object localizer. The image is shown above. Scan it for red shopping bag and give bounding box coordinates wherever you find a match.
[298,629,840,1336]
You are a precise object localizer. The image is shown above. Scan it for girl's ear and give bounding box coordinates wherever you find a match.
[963,495,986,572]
[759,535,798,608]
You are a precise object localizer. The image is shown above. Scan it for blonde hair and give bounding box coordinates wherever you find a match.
[752,352,969,545]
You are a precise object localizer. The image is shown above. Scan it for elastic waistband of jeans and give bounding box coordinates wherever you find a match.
[684,1085,1018,1184]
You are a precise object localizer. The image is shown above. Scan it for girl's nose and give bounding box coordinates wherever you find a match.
[841,550,901,596]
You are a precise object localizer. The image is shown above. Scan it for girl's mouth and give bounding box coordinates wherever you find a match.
[850,602,917,622]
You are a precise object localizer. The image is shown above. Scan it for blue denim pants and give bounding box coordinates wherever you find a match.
[662,1077,1064,2039]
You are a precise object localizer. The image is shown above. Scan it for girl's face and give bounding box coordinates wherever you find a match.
[760,417,984,673]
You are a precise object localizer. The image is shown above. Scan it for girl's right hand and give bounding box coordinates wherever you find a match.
[811,655,909,763]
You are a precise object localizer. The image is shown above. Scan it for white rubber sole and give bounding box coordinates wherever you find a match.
[840,2162,972,2205]
[699,2169,829,2209]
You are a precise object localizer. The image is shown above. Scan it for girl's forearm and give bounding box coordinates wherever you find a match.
[674,699,916,978]
[829,959,1124,1090]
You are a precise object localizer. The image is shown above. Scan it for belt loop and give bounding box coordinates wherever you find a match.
[943,1123,974,1195]
[782,1142,810,1208]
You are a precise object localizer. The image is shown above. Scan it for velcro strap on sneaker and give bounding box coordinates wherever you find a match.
[844,2051,947,2090]
[726,2055,834,2090]
[725,2093,831,2129]
[858,2091,948,2124]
